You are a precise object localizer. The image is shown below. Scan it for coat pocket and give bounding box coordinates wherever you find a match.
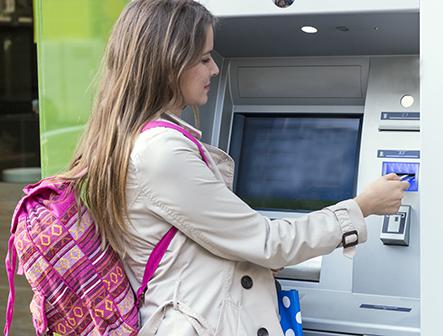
[214,299,240,336]
[140,300,215,336]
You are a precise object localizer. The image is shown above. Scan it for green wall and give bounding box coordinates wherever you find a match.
[35,0,128,176]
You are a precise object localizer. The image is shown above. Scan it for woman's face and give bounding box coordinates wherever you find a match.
[180,26,219,108]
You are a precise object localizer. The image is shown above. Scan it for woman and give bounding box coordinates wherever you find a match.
[64,0,409,335]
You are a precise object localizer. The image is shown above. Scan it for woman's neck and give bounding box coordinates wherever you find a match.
[169,105,184,117]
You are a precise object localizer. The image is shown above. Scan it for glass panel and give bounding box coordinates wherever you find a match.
[35,0,128,176]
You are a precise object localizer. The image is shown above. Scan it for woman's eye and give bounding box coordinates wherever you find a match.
[201,58,210,64]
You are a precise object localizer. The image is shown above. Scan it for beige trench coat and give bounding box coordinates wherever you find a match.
[123,116,367,336]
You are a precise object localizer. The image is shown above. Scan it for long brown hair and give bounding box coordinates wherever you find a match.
[61,0,216,255]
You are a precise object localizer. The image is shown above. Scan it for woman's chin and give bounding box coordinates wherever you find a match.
[196,98,208,106]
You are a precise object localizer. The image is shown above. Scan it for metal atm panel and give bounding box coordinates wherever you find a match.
[207,55,420,335]
[204,4,420,335]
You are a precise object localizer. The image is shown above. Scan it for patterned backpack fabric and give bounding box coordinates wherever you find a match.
[5,181,140,336]
[4,121,208,336]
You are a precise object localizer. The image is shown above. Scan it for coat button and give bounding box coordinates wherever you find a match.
[257,327,269,336]
[241,275,253,289]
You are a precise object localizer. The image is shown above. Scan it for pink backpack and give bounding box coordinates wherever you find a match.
[4,121,209,335]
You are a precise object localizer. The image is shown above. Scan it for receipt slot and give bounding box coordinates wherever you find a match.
[380,205,411,246]
[382,161,419,191]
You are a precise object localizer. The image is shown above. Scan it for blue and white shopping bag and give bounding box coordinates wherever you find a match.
[277,283,303,336]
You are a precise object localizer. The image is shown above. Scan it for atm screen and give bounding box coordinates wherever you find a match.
[229,113,362,212]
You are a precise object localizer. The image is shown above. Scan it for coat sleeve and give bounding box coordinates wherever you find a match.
[132,129,367,269]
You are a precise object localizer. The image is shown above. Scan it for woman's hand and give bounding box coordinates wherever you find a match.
[354,173,410,217]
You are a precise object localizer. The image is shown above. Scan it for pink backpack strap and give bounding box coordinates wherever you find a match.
[135,120,209,307]
[4,234,17,335]
[135,227,177,307]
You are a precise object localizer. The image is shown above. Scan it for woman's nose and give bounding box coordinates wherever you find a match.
[211,59,219,77]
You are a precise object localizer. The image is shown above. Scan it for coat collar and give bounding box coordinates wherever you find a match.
[162,112,202,140]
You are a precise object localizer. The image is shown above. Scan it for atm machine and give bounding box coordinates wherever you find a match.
[194,1,420,335]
